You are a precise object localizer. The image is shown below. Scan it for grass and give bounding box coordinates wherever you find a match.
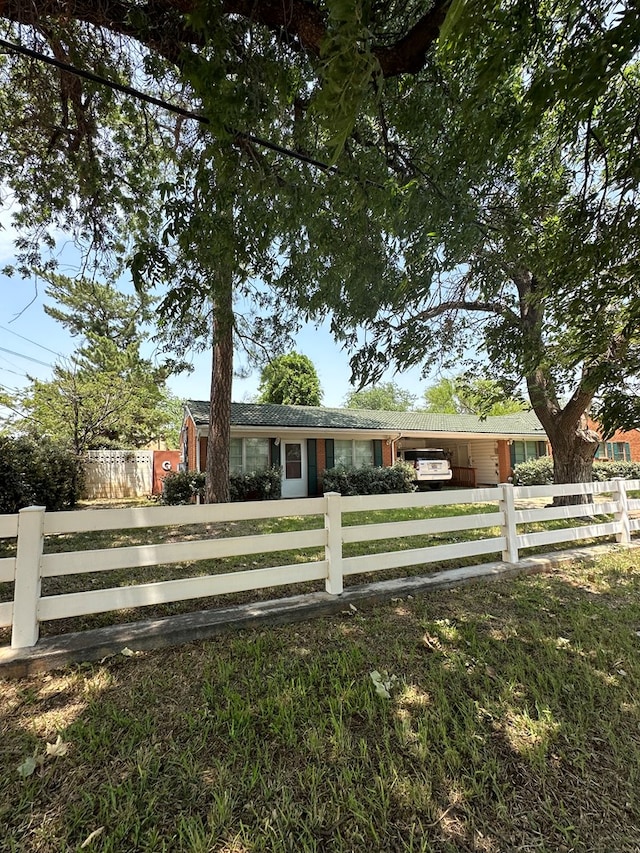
[0,495,627,642]
[2,549,640,851]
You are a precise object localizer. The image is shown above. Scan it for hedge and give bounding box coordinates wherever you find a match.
[0,435,85,513]
[229,467,281,502]
[512,457,640,486]
[322,462,416,496]
[161,467,281,504]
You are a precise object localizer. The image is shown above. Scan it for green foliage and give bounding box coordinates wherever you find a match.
[423,377,527,416]
[161,467,282,503]
[229,467,282,502]
[512,458,555,486]
[257,353,323,406]
[16,276,179,453]
[0,435,84,513]
[344,382,416,411]
[592,461,640,482]
[323,462,415,495]
[513,457,640,486]
[160,470,206,505]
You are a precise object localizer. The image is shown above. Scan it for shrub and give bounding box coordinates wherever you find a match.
[512,457,554,486]
[0,435,85,513]
[592,460,640,481]
[161,470,206,505]
[161,467,282,504]
[322,462,416,496]
[229,467,281,502]
[513,456,640,486]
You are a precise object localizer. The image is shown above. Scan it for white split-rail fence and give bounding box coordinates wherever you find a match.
[1,479,638,650]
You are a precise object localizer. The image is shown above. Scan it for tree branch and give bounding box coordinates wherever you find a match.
[0,0,450,76]
[392,298,517,330]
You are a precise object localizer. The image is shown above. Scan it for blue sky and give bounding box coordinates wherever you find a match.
[0,227,432,410]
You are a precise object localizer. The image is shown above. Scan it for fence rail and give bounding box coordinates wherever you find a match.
[1,479,638,649]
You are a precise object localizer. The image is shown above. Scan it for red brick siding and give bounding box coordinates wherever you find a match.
[382,441,392,467]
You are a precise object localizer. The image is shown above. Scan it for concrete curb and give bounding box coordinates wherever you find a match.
[0,543,634,678]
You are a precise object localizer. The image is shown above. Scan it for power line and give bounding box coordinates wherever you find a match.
[0,323,64,358]
[0,37,339,177]
[0,364,28,378]
[0,346,52,368]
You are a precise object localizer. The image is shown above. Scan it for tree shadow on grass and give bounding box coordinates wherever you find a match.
[2,552,640,852]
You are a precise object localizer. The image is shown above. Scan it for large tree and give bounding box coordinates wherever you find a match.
[344,382,417,411]
[1,0,638,500]
[423,377,527,417]
[274,8,640,492]
[257,353,323,406]
[11,276,179,452]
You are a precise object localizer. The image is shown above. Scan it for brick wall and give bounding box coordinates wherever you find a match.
[588,419,640,462]
[185,417,197,472]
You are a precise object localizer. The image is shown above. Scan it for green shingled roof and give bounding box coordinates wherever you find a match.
[186,400,546,438]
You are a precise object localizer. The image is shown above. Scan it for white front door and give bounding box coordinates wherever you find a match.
[281,440,307,498]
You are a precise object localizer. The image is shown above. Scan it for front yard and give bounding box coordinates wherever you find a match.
[2,548,640,852]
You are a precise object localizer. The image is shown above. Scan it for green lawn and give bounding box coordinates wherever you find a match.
[2,549,640,851]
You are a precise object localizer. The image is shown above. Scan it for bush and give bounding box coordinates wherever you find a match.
[229,467,281,502]
[161,470,206,505]
[512,456,640,486]
[592,460,640,481]
[161,467,281,504]
[322,462,416,496]
[512,457,554,486]
[0,435,85,513]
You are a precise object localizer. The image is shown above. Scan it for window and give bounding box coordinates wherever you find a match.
[229,437,270,473]
[510,440,548,467]
[334,439,374,468]
[595,441,630,461]
[285,443,302,479]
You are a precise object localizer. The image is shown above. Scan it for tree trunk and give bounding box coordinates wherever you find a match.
[535,411,599,505]
[205,270,234,504]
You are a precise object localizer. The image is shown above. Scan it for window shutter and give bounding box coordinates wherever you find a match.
[373,440,383,467]
[270,438,281,467]
[307,439,318,496]
[325,438,334,470]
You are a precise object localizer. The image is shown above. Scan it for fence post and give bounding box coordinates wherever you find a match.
[499,483,519,564]
[612,478,631,546]
[12,505,46,649]
[324,491,344,595]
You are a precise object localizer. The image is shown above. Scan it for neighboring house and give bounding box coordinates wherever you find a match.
[585,418,640,463]
[181,401,551,496]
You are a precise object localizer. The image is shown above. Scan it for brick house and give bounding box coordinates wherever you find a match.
[181,401,552,497]
[587,419,640,463]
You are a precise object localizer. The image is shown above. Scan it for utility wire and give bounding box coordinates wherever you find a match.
[0,323,64,357]
[0,346,52,368]
[0,37,339,177]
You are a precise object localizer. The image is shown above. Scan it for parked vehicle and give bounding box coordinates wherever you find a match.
[402,448,453,490]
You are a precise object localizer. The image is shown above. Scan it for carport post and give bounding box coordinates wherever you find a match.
[324,491,344,595]
[499,484,519,564]
[12,505,45,649]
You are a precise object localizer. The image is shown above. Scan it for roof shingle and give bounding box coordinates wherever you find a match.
[185,401,546,438]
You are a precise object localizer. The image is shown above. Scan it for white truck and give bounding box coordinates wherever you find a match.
[402,448,453,490]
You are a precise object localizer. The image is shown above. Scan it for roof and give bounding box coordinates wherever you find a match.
[185,401,547,438]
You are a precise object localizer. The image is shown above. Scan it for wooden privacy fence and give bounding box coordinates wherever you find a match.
[1,479,638,650]
[83,450,154,499]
